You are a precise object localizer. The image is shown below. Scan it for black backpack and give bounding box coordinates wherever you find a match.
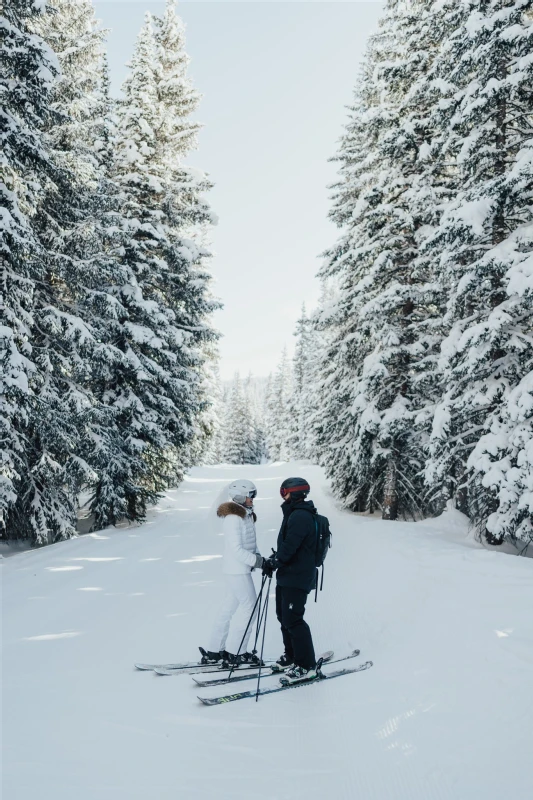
[292,508,332,601]
[312,513,332,601]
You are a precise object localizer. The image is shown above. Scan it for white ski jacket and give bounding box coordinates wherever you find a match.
[217,502,262,575]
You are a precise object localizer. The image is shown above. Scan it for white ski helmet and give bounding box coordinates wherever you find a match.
[228,479,257,505]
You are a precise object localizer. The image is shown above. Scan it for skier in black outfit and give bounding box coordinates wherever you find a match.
[263,477,318,685]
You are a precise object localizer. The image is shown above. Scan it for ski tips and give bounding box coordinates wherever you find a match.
[198,696,217,706]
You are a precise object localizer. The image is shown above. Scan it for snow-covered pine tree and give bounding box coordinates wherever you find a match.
[188,351,224,466]
[470,370,533,551]
[262,373,273,461]
[265,348,293,462]
[77,40,147,532]
[8,0,133,543]
[425,0,533,545]
[94,15,177,523]
[318,0,449,519]
[1,0,53,532]
[153,0,201,169]
[152,0,217,333]
[97,7,217,525]
[307,280,341,468]
[152,0,220,462]
[221,374,257,465]
[244,373,266,463]
[0,1,74,540]
[288,304,315,460]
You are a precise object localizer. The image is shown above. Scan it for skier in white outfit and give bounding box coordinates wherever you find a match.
[201,479,266,667]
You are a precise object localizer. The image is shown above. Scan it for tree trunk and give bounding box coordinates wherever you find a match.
[492,52,507,249]
[454,473,469,516]
[382,456,399,520]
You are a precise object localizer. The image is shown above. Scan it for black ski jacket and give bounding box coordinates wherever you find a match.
[275,500,317,592]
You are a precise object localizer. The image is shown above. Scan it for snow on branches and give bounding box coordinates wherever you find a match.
[0,0,219,542]
[314,0,533,548]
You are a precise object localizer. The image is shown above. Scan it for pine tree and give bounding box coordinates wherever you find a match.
[265,348,293,462]
[308,280,341,468]
[152,0,219,464]
[469,370,533,550]
[0,0,72,540]
[74,43,143,532]
[262,373,273,461]
[221,374,256,465]
[94,15,176,523]
[153,0,201,168]
[11,0,133,543]
[189,352,224,466]
[244,373,266,463]
[152,0,217,338]
[425,0,533,544]
[92,5,218,526]
[288,305,315,460]
[318,0,449,518]
[1,0,217,540]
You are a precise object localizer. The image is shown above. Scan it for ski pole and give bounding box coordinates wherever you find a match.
[255,575,272,702]
[252,580,263,654]
[234,573,266,660]
[251,572,270,655]
[251,552,275,653]
[228,573,267,682]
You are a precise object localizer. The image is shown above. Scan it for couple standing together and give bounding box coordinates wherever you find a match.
[203,477,318,684]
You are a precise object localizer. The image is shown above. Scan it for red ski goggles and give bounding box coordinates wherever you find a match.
[280,484,310,499]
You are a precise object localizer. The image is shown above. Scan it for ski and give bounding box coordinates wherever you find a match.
[198,660,373,705]
[193,648,356,688]
[135,662,201,672]
[135,653,275,673]
[152,657,279,677]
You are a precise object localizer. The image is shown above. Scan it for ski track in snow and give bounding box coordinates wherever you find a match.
[2,463,533,800]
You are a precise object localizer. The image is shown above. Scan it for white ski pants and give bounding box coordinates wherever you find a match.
[207,573,258,655]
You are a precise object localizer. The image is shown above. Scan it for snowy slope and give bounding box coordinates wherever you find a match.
[3,463,533,800]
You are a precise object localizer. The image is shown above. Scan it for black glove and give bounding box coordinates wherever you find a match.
[261,555,276,578]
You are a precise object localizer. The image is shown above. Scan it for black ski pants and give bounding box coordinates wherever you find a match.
[275,585,316,670]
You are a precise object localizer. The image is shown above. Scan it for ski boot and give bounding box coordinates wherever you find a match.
[221,652,247,669]
[240,651,265,666]
[279,664,320,686]
[270,653,294,673]
[221,651,263,669]
[199,647,225,665]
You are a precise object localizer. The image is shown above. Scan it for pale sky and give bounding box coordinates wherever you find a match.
[94,1,384,379]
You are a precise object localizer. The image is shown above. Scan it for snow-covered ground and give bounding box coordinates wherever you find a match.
[3,463,533,800]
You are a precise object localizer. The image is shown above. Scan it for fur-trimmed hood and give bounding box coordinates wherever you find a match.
[217,502,257,523]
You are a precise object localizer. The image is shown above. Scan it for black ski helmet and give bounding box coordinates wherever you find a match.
[280,477,310,502]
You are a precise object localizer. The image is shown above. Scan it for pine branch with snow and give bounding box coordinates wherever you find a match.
[315,0,450,519]
[424,0,533,545]
[91,4,219,526]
